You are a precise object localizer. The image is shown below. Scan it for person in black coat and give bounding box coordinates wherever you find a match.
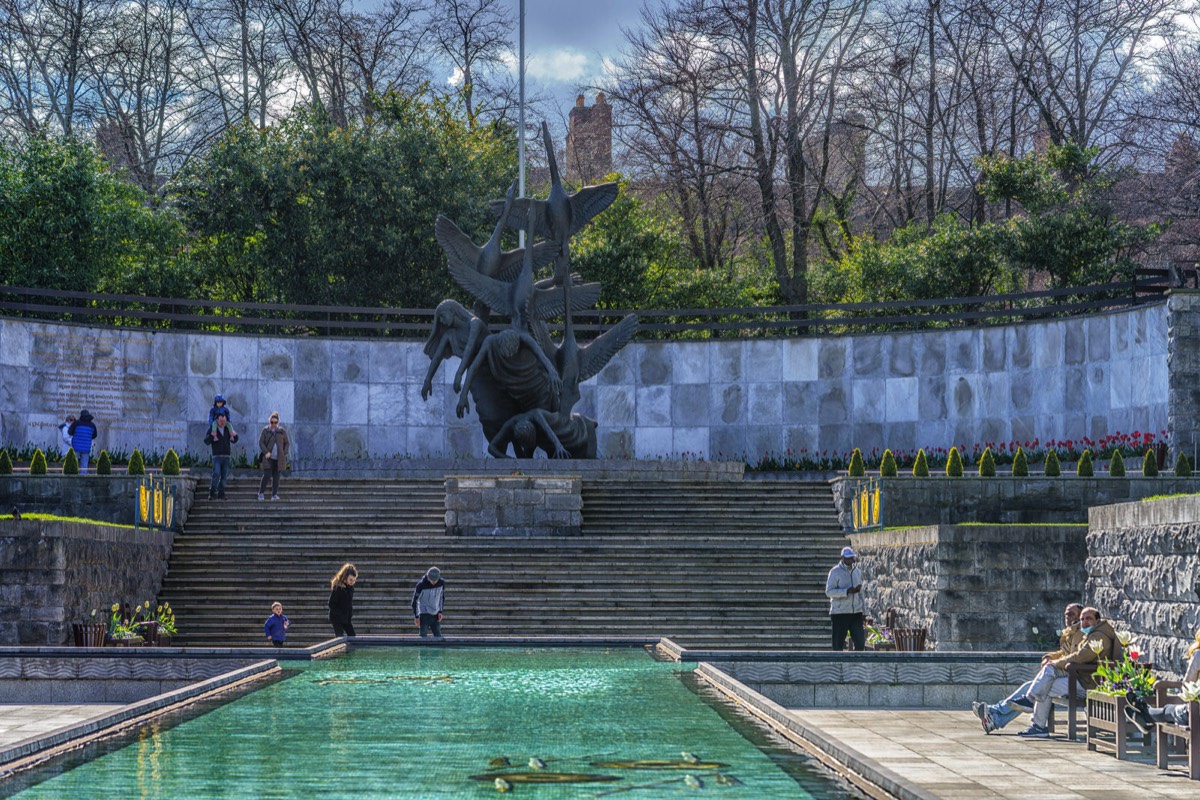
[328,563,358,637]
[204,412,238,499]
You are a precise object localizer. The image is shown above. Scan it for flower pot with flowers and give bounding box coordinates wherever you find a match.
[1087,632,1157,758]
[867,625,895,651]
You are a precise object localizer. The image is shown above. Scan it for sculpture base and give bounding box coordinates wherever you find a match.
[445,475,582,536]
[290,458,744,482]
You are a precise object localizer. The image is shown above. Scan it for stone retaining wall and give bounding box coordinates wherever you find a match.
[849,525,1089,650]
[1087,495,1200,677]
[0,475,197,529]
[0,656,261,703]
[444,475,582,535]
[0,297,1170,461]
[711,654,1042,708]
[0,520,174,645]
[833,476,1200,530]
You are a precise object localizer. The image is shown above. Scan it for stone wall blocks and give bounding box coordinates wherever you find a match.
[867,683,924,707]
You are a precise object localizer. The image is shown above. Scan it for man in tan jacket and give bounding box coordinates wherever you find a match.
[1015,606,1121,738]
[973,603,1083,733]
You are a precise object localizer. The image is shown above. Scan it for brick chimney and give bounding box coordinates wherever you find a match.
[566,93,613,184]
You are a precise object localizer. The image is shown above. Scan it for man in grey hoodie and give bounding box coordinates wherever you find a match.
[412,567,445,641]
[826,546,866,651]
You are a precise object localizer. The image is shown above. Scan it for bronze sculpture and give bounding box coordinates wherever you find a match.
[423,121,638,458]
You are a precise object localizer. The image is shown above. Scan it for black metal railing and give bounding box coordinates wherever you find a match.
[0,275,1176,339]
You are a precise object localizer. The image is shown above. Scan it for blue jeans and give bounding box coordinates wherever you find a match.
[78,452,90,473]
[419,614,442,638]
[210,456,231,497]
[987,680,1035,729]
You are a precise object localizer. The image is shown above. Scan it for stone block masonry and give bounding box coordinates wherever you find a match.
[0,520,173,645]
[0,297,1171,461]
[849,524,1088,650]
[444,475,582,536]
[1087,495,1200,677]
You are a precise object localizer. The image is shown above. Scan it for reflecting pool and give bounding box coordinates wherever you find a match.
[5,648,859,799]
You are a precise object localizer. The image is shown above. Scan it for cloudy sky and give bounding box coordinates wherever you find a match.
[358,0,647,114]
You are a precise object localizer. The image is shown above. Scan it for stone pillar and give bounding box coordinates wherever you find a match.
[444,475,582,536]
[1168,291,1200,462]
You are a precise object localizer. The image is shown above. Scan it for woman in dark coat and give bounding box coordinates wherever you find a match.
[328,563,358,637]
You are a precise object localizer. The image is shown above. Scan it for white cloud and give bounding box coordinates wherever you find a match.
[524,48,591,83]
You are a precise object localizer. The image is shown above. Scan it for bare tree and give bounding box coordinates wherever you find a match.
[605,2,749,271]
[429,0,510,125]
[983,0,1181,160]
[0,0,113,137]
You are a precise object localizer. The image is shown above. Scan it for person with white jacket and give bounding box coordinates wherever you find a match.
[826,546,866,651]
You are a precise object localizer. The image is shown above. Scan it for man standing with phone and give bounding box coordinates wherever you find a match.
[826,546,866,651]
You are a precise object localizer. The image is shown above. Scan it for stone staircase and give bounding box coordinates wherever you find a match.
[159,477,848,649]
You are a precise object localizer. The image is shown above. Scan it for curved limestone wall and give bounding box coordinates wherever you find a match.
[0,300,1172,461]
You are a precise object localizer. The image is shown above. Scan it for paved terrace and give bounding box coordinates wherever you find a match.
[696,662,1200,800]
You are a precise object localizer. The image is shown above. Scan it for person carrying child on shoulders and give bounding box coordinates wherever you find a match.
[208,395,236,437]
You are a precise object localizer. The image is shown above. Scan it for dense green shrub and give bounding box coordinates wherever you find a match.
[848,448,865,477]
[1012,447,1029,477]
[162,449,181,476]
[30,449,47,475]
[1143,448,1159,477]
[128,449,146,476]
[1077,450,1094,477]
[96,450,112,475]
[1044,450,1061,477]
[1176,452,1193,478]
[1110,450,1125,477]
[978,447,996,477]
[62,448,79,475]
[880,449,897,477]
[0,449,11,475]
[946,447,964,477]
[913,449,929,477]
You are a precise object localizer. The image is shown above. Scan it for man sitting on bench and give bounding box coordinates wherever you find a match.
[973,603,1082,734]
[1125,629,1200,733]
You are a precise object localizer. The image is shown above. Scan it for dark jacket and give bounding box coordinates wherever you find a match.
[412,577,445,617]
[68,411,98,455]
[258,425,289,471]
[328,585,354,623]
[263,613,289,642]
[205,426,238,456]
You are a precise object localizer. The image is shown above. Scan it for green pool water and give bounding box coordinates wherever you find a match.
[6,648,858,799]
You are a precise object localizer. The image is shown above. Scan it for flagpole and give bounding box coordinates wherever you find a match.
[518,0,526,249]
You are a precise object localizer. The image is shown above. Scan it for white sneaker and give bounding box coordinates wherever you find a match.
[271,495,280,501]
[257,493,265,500]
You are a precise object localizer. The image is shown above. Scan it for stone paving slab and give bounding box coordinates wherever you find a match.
[793,709,1200,799]
[0,705,120,748]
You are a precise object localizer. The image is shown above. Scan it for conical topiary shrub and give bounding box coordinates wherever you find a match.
[946,446,964,477]
[1077,450,1094,477]
[848,448,865,477]
[162,448,181,476]
[880,449,898,477]
[62,448,79,475]
[96,450,112,475]
[1176,452,1193,478]
[0,449,11,475]
[128,449,146,476]
[1110,450,1126,477]
[1012,447,1029,477]
[1143,448,1159,477]
[913,449,929,477]
[1044,450,1061,477]
[978,447,996,477]
[30,449,47,475]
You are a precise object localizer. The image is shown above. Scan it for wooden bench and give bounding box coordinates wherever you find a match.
[1155,682,1200,780]
[1046,663,1096,741]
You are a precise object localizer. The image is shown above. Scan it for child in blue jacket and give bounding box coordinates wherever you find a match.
[209,395,236,437]
[263,602,289,647]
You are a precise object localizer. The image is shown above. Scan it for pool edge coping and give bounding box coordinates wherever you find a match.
[694,662,940,800]
[0,659,281,777]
